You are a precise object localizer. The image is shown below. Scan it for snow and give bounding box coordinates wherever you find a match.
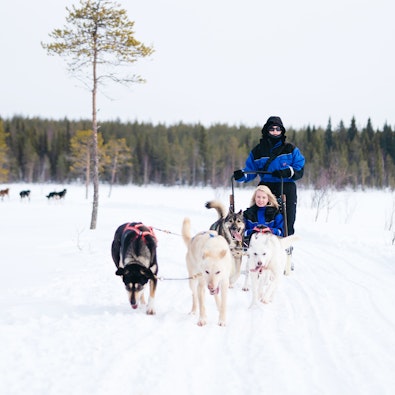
[0,184,394,395]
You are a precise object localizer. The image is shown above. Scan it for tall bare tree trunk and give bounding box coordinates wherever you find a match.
[85,150,90,199]
[90,50,99,230]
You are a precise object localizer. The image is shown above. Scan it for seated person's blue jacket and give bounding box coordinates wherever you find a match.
[243,205,284,238]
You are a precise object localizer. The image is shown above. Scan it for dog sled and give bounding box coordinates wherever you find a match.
[230,170,294,275]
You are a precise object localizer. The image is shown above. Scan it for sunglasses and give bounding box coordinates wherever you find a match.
[268,126,282,132]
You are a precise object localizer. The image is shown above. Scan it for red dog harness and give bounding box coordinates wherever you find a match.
[123,222,157,243]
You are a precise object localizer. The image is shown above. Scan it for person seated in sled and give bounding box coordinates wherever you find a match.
[234,116,305,235]
[243,185,284,246]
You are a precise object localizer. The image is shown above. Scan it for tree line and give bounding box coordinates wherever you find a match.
[0,115,394,190]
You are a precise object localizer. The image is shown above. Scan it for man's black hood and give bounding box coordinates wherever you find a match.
[261,116,286,136]
[261,116,286,144]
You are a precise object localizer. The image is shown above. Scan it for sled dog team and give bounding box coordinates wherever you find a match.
[0,188,67,201]
[111,199,298,327]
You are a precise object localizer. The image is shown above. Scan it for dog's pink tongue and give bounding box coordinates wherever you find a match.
[209,287,220,295]
[131,304,138,309]
[232,230,242,241]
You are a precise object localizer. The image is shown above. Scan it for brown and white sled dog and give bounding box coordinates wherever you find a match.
[111,222,158,315]
[182,217,233,326]
[205,200,245,287]
[245,230,298,307]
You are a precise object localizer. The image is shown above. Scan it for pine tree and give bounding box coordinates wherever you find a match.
[42,0,154,229]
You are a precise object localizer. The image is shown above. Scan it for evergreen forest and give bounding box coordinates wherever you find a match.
[0,115,394,190]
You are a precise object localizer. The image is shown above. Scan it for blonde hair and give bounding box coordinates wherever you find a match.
[250,185,279,209]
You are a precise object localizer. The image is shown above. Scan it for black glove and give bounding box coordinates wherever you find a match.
[272,168,292,178]
[233,169,244,180]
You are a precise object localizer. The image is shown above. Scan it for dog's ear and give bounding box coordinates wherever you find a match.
[237,210,242,215]
[115,267,124,276]
[150,263,158,276]
[219,249,227,259]
[140,266,155,280]
[202,251,209,260]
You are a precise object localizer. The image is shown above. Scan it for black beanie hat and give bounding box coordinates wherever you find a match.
[261,116,286,136]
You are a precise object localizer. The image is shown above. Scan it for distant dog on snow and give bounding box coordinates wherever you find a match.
[245,229,298,307]
[19,190,31,200]
[0,188,10,200]
[182,217,232,326]
[46,191,57,199]
[111,222,159,314]
[46,189,67,200]
[205,200,245,287]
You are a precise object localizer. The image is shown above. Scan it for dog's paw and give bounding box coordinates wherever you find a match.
[197,319,207,326]
[146,300,155,315]
[242,286,249,292]
[218,320,226,327]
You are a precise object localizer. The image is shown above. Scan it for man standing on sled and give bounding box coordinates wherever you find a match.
[233,116,305,236]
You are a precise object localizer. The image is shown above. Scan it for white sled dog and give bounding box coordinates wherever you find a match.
[182,217,233,327]
[245,230,298,307]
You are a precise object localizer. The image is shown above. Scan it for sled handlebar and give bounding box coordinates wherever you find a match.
[231,170,285,181]
[243,170,272,175]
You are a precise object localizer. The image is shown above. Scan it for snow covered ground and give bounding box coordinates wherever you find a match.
[0,183,394,395]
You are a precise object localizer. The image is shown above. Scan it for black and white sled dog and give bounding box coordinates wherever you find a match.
[19,190,31,200]
[111,222,159,314]
[205,200,245,287]
[245,229,298,307]
[46,188,67,200]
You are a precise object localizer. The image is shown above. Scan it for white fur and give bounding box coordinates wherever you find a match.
[182,217,232,326]
[245,232,298,307]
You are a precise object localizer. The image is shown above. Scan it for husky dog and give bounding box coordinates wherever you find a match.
[205,200,245,287]
[46,189,67,199]
[182,217,232,327]
[46,189,67,200]
[246,230,298,307]
[111,222,158,315]
[46,191,57,199]
[0,188,9,200]
[19,190,31,200]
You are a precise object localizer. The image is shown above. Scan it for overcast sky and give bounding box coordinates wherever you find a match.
[1,0,394,130]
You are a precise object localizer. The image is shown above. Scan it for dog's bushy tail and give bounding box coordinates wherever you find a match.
[182,217,192,246]
[205,200,227,220]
